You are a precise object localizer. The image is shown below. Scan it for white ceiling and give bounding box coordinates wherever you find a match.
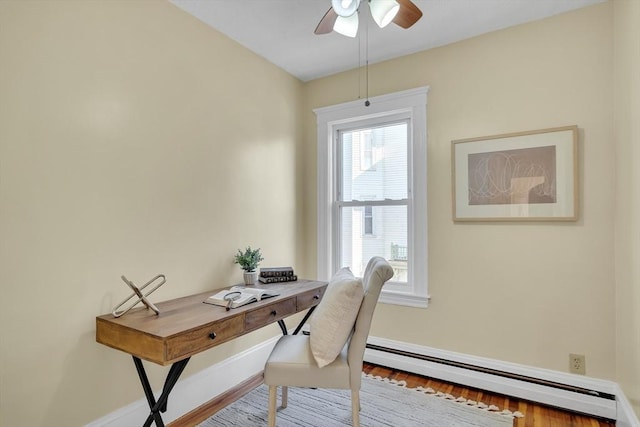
[170,0,605,82]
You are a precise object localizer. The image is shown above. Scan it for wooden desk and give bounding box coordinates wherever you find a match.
[96,279,327,427]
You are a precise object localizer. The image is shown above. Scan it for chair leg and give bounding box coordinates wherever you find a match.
[281,386,288,408]
[351,389,360,427]
[268,386,277,427]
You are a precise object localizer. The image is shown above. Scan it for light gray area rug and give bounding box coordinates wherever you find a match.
[199,375,521,426]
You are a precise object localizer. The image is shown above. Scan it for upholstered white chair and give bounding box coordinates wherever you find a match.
[264,256,394,427]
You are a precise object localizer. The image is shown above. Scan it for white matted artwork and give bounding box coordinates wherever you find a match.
[452,126,578,221]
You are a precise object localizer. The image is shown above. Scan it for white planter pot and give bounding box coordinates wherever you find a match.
[243,271,258,285]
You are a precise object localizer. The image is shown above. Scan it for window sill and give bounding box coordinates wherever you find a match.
[379,290,429,308]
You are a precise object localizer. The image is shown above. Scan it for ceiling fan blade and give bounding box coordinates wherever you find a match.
[393,0,423,29]
[315,8,339,34]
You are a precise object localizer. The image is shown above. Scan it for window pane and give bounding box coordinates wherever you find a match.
[340,123,408,202]
[340,205,407,283]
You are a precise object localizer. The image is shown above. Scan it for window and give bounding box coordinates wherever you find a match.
[363,206,373,236]
[360,131,375,170]
[315,87,429,307]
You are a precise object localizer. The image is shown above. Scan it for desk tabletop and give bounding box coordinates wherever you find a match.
[96,279,327,365]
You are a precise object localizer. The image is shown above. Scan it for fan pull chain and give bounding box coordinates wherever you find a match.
[358,9,362,102]
[365,9,370,107]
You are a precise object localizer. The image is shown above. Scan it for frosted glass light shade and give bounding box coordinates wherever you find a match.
[369,0,399,28]
[332,0,360,17]
[333,12,359,38]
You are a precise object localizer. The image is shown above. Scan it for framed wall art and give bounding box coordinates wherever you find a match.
[452,125,578,222]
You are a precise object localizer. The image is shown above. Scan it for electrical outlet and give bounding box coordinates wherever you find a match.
[569,354,586,375]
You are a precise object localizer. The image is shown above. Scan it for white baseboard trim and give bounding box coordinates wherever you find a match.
[88,334,640,427]
[615,385,640,427]
[364,336,640,424]
[85,337,278,427]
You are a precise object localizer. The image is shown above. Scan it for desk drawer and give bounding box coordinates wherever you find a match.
[245,298,296,331]
[166,315,244,362]
[297,287,325,311]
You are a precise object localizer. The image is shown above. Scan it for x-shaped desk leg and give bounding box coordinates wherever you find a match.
[131,305,317,426]
[276,305,318,336]
[133,356,190,427]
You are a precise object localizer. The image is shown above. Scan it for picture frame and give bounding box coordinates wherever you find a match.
[452,125,578,222]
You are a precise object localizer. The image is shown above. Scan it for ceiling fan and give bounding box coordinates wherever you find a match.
[315,0,423,38]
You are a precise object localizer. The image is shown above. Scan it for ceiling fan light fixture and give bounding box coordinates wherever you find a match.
[331,0,360,17]
[333,12,359,37]
[369,0,400,28]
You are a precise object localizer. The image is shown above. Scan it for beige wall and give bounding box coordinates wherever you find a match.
[304,1,616,378]
[0,1,304,426]
[1,1,636,426]
[614,0,640,416]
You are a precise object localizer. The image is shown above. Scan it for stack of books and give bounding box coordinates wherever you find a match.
[259,267,298,284]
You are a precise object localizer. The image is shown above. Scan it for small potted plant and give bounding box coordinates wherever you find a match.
[234,246,264,285]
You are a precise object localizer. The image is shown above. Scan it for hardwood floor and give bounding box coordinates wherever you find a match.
[172,362,616,426]
[363,363,615,427]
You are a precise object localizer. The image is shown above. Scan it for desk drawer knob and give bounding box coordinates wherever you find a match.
[209,332,217,340]
[270,310,277,316]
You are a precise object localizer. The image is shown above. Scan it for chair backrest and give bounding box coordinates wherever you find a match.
[347,256,394,388]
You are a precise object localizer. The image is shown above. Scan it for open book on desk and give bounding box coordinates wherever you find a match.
[204,286,280,309]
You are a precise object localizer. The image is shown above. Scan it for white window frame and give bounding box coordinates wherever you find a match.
[315,87,429,308]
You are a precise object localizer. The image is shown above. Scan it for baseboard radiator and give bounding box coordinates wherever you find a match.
[364,337,618,421]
